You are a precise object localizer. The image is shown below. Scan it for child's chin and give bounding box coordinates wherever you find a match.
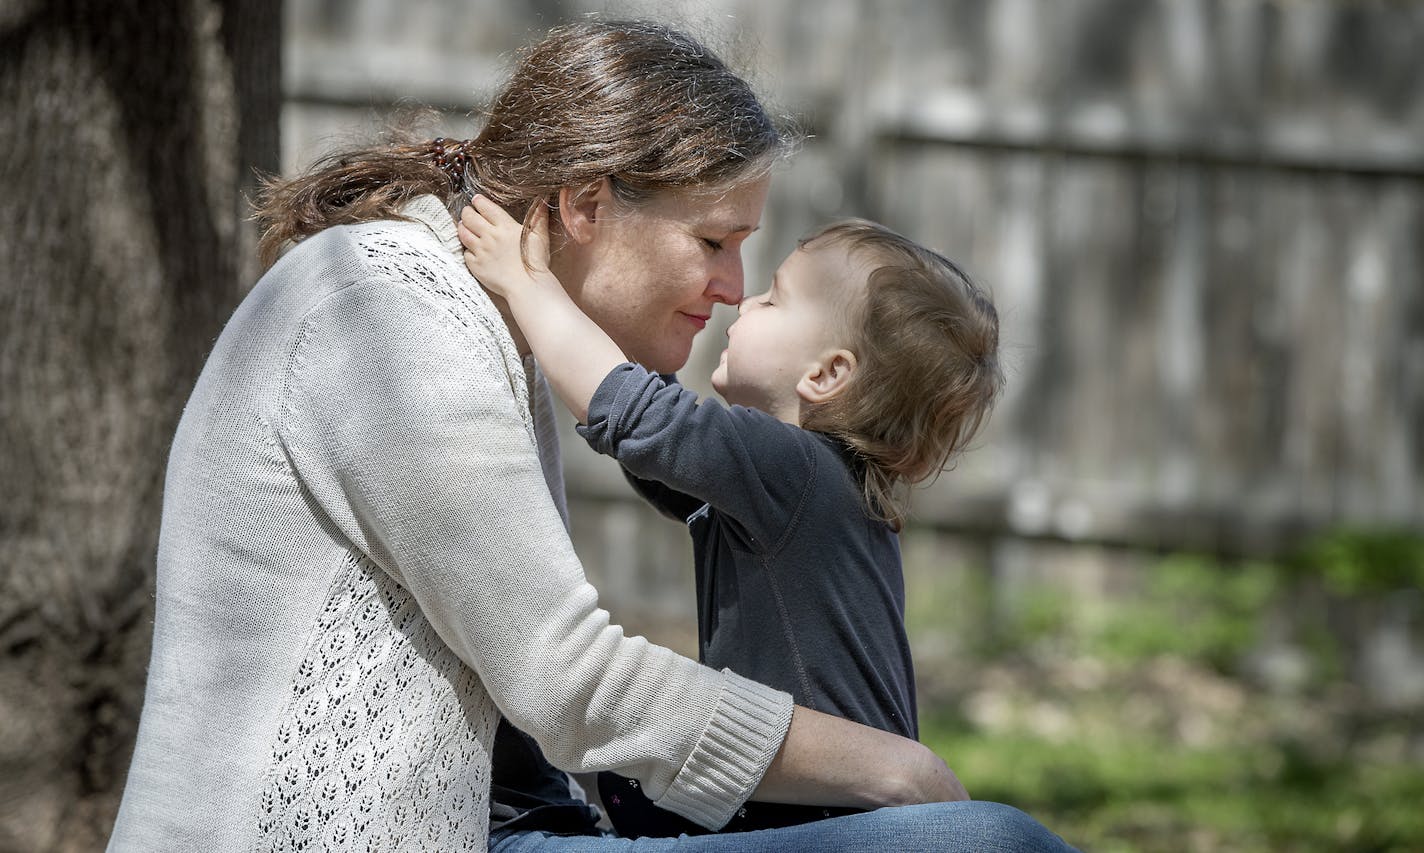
[717,389,751,409]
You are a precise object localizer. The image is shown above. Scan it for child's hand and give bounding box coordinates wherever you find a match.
[458,194,555,299]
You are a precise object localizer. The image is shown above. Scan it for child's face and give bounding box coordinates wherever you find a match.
[710,240,862,424]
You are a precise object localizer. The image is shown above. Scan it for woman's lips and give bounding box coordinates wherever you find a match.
[682,312,710,330]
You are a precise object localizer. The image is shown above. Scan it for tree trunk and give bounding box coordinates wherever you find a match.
[0,1,280,849]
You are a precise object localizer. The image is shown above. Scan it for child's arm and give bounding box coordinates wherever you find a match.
[620,377,708,524]
[461,198,814,544]
[578,364,819,547]
[458,194,624,424]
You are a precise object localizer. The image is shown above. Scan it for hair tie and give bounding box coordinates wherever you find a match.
[428,137,473,189]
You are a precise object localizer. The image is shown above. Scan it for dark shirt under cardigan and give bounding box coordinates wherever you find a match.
[490,363,917,837]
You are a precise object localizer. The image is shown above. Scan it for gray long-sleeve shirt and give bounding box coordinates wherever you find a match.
[577,363,918,834]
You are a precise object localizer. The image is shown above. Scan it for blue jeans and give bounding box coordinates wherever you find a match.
[488,801,1079,852]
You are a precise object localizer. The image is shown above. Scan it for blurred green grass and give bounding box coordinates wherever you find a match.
[921,720,1424,852]
[904,528,1424,852]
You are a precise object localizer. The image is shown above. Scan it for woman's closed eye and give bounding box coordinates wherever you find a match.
[701,237,724,251]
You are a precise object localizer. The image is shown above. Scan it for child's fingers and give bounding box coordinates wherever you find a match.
[462,248,481,279]
[459,204,488,239]
[470,194,497,222]
[463,196,504,234]
[471,193,517,227]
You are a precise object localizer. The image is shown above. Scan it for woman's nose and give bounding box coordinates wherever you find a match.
[706,256,744,305]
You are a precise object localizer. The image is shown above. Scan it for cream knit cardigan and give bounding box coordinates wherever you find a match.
[107,196,793,852]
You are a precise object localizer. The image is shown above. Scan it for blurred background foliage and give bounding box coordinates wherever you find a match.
[904,526,1424,850]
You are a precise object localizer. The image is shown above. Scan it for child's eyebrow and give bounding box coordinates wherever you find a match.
[749,273,777,300]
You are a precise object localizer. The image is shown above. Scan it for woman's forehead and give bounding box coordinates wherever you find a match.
[646,178,770,230]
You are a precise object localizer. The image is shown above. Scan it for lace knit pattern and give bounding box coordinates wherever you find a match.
[253,552,495,852]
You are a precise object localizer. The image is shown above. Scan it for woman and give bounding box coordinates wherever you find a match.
[107,19,1072,852]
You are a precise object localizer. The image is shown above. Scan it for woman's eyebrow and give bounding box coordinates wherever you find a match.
[706,221,760,235]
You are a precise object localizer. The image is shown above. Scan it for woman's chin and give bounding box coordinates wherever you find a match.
[633,344,692,375]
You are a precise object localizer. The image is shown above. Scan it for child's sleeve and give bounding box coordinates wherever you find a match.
[577,363,819,548]
[617,374,715,524]
[622,467,707,524]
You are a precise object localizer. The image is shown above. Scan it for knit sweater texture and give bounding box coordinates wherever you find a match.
[106,196,793,852]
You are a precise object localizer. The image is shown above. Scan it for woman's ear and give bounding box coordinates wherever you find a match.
[797,349,858,404]
[556,178,611,246]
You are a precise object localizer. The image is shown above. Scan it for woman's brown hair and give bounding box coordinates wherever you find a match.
[253,20,793,268]
[800,220,1004,531]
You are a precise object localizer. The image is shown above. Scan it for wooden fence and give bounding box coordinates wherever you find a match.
[283,0,1424,678]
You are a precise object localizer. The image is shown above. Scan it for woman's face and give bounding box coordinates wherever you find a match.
[555,177,771,374]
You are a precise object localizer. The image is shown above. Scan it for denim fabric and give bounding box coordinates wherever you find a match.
[489,801,1079,853]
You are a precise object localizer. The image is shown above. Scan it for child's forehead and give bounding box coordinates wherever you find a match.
[787,239,871,299]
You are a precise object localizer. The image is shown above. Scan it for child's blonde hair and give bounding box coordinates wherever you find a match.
[800,219,1003,531]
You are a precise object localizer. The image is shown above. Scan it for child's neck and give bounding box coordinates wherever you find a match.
[762,396,807,428]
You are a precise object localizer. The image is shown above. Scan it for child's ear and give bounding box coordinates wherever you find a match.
[797,349,858,404]
[556,178,611,246]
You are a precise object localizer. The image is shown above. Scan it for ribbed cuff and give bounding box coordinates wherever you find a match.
[652,669,795,830]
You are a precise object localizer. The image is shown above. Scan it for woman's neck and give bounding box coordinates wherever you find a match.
[486,291,531,356]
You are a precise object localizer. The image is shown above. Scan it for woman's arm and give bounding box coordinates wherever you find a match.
[760,706,969,807]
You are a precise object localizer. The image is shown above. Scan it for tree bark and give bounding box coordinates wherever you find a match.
[0,1,280,849]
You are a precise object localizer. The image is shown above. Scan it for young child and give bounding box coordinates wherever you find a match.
[458,193,1002,836]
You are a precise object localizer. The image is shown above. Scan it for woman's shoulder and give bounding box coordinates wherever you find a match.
[270,203,519,361]
[270,198,465,293]
[261,215,438,301]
